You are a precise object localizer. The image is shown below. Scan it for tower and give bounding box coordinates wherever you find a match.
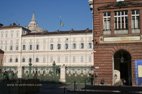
[28,13,43,33]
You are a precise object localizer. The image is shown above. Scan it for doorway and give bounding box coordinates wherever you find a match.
[114,49,132,85]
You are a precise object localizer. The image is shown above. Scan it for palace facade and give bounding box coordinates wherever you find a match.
[0,14,93,82]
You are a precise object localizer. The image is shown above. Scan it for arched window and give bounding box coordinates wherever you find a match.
[29,45,32,50]
[50,44,53,50]
[73,56,76,62]
[9,58,12,62]
[88,43,92,49]
[73,43,76,49]
[36,44,39,50]
[81,56,84,62]
[23,45,26,50]
[57,44,61,49]
[22,58,25,62]
[65,43,68,49]
[15,58,18,62]
[29,58,32,63]
[36,58,39,62]
[80,43,84,49]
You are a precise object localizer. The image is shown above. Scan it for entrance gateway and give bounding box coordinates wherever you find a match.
[113,49,132,85]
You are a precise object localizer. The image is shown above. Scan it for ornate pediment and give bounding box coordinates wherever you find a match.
[98,1,142,10]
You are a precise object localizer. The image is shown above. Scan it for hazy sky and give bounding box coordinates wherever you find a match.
[0,0,92,31]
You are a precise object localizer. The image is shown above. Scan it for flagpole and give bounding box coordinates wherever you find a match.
[58,16,64,30]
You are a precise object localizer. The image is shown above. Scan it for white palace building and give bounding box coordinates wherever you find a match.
[0,14,93,82]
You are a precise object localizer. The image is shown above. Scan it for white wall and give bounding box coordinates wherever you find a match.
[0,28,93,67]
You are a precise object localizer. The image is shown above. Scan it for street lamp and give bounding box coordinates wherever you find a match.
[29,59,32,79]
[120,56,124,63]
[88,0,93,14]
[120,52,124,63]
[52,61,56,80]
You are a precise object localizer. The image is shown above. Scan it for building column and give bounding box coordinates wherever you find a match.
[100,13,104,35]
[111,11,114,35]
[128,10,132,34]
[17,66,22,78]
[60,64,66,82]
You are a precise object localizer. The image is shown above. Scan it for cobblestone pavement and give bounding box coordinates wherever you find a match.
[37,82,86,94]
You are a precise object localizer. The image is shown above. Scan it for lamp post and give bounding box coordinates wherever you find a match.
[52,61,56,80]
[29,60,32,79]
[120,56,124,63]
[88,0,93,14]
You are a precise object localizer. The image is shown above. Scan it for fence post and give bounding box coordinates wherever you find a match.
[17,66,22,78]
[85,79,86,94]
[74,81,76,94]
[29,62,32,79]
[60,65,66,82]
[64,87,66,94]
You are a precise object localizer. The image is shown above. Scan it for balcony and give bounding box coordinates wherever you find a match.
[114,30,128,34]
[132,29,140,34]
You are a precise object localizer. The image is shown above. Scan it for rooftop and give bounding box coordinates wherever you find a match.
[22,28,92,36]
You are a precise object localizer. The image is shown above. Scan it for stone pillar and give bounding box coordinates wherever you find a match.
[17,66,22,78]
[60,65,66,82]
[128,9,132,34]
[111,11,115,35]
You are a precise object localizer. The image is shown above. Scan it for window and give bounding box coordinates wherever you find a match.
[16,32,19,37]
[29,45,32,50]
[81,56,84,62]
[73,43,76,49]
[89,55,92,62]
[65,56,68,63]
[29,58,32,63]
[5,46,7,50]
[43,56,45,63]
[36,45,39,50]
[50,44,53,50]
[23,45,26,50]
[73,56,76,62]
[58,56,60,63]
[22,58,25,62]
[1,31,3,37]
[9,58,12,62]
[88,43,92,49]
[15,58,18,62]
[50,56,53,62]
[80,43,84,49]
[5,33,7,38]
[16,45,18,50]
[114,10,128,30]
[103,12,111,31]
[10,46,13,50]
[57,44,61,50]
[36,58,39,62]
[132,10,140,29]
[11,30,13,38]
[65,43,68,49]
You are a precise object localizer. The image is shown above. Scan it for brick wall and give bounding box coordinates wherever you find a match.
[94,43,142,85]
[93,0,142,85]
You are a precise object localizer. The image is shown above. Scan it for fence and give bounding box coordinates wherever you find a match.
[66,66,93,83]
[0,65,94,83]
[22,66,60,81]
[0,66,17,80]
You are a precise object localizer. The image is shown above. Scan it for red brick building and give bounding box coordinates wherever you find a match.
[92,0,142,85]
[0,49,4,66]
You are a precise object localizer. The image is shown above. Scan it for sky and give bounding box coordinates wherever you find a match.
[0,0,92,32]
